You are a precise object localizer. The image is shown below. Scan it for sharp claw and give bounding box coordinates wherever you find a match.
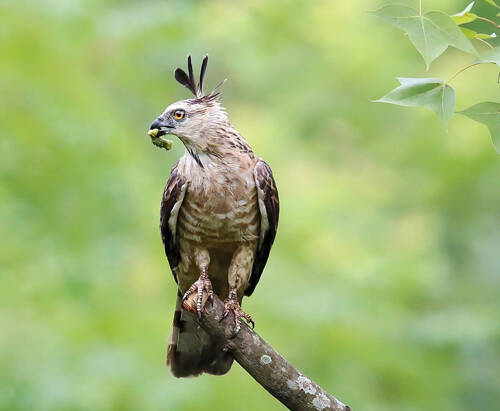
[220,305,232,322]
[182,287,193,301]
[222,289,255,334]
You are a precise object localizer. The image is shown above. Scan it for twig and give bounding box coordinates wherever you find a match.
[476,16,500,29]
[476,37,494,49]
[446,62,482,84]
[184,294,352,411]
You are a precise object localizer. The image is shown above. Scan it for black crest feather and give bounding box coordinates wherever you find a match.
[174,55,212,99]
[198,55,208,95]
[187,56,194,91]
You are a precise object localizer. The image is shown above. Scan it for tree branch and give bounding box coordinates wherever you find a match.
[183,295,352,411]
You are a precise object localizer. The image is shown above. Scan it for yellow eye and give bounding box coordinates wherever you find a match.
[173,110,185,120]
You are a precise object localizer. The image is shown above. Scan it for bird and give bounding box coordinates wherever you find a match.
[149,56,279,378]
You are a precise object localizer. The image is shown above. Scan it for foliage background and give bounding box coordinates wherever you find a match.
[1,0,500,410]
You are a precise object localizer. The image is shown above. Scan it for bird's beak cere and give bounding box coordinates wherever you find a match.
[149,117,174,138]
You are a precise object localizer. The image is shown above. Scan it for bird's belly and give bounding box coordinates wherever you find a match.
[177,193,259,247]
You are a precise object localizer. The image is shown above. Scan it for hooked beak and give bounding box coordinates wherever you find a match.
[148,117,174,138]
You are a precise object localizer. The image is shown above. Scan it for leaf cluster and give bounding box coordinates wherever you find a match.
[372,1,500,152]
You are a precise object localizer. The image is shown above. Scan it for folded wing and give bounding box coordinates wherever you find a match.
[246,160,280,296]
[160,160,187,283]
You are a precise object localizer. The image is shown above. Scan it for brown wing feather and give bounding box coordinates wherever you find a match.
[160,160,186,283]
[245,160,279,296]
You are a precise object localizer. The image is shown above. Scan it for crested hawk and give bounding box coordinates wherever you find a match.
[148,56,279,377]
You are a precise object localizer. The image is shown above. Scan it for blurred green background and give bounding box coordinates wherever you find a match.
[2,0,500,410]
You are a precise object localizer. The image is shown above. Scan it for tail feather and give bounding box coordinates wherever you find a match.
[167,293,233,377]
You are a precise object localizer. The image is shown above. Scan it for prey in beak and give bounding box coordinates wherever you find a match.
[149,118,173,151]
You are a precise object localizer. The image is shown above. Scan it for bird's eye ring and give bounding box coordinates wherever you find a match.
[173,110,185,120]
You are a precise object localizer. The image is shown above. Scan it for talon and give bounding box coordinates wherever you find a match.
[182,270,213,315]
[246,315,255,329]
[222,287,255,334]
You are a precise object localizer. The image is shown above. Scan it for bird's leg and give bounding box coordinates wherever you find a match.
[182,249,213,317]
[222,244,255,334]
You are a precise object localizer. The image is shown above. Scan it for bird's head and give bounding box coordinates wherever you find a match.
[149,56,228,152]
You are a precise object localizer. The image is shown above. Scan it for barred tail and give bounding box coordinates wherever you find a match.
[167,292,233,377]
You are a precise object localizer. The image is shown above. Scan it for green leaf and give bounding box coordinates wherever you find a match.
[375,78,455,126]
[485,0,500,10]
[461,27,497,39]
[458,102,500,153]
[452,13,477,25]
[371,5,476,69]
[475,46,500,66]
[457,1,475,14]
[452,2,477,25]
